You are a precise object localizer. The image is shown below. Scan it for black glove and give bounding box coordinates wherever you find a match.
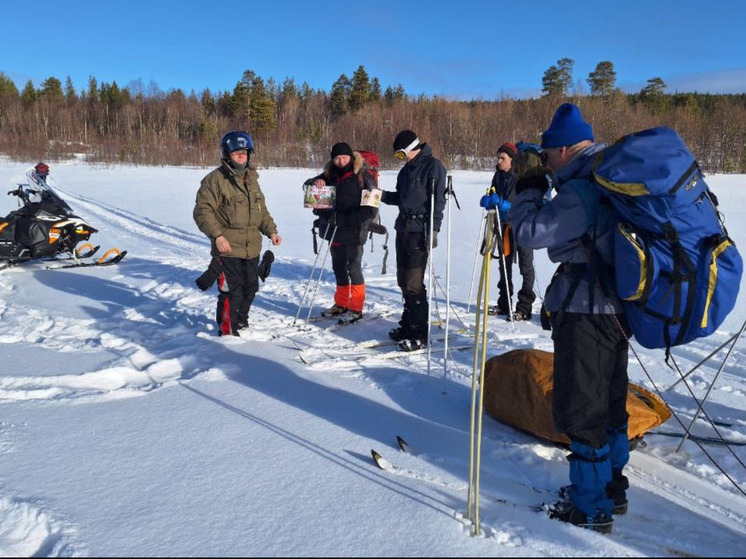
[368,222,387,235]
[514,150,550,194]
[195,257,222,291]
[431,231,439,249]
[257,250,275,282]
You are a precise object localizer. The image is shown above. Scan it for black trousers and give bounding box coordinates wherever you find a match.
[330,244,364,286]
[496,224,536,315]
[216,256,259,333]
[395,231,429,337]
[550,312,629,448]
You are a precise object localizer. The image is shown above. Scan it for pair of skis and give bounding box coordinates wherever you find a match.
[298,336,472,365]
[371,436,546,514]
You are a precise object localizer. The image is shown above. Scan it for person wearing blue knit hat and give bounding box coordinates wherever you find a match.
[541,103,594,149]
[508,103,630,534]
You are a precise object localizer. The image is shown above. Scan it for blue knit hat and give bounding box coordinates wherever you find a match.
[540,103,594,149]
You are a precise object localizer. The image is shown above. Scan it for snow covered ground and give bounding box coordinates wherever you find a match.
[0,159,744,557]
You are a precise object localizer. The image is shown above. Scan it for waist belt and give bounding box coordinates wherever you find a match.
[558,262,589,274]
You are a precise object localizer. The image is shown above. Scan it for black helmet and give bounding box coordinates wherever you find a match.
[220,131,254,159]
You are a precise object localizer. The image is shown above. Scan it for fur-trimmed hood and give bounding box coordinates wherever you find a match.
[322,151,366,179]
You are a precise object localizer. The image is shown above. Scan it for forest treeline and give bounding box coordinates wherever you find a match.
[0,61,745,172]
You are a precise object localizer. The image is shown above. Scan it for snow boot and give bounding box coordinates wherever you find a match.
[606,469,629,515]
[547,500,613,534]
[321,304,348,317]
[511,309,532,321]
[488,305,509,316]
[558,483,627,516]
[389,326,411,341]
[606,425,630,515]
[337,310,363,325]
[398,337,427,352]
[567,441,613,519]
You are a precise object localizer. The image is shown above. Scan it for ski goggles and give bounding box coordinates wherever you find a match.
[393,137,420,160]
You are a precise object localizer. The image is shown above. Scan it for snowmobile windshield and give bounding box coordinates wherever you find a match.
[24,170,75,216]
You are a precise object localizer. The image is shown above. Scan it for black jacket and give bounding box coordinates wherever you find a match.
[381,144,447,233]
[489,168,517,222]
[306,151,378,246]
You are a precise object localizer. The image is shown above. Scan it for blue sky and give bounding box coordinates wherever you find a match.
[2,0,744,99]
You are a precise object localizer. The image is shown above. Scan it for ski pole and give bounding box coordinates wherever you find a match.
[444,175,453,379]
[676,318,746,452]
[305,226,338,324]
[294,220,332,325]
[664,327,742,392]
[467,211,495,535]
[467,210,486,314]
[427,180,435,376]
[381,231,389,275]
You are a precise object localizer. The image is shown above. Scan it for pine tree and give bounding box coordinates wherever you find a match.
[369,77,382,102]
[349,65,370,111]
[542,58,574,97]
[21,80,36,107]
[281,78,298,103]
[330,74,351,116]
[64,76,77,101]
[640,77,666,98]
[200,88,215,114]
[640,77,668,113]
[384,84,406,104]
[249,75,277,133]
[229,74,251,121]
[587,61,617,96]
[39,77,64,101]
[87,76,99,103]
[0,72,19,100]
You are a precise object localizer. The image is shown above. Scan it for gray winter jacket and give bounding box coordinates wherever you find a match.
[508,143,623,314]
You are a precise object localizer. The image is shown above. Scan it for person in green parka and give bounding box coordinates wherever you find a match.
[194,131,282,336]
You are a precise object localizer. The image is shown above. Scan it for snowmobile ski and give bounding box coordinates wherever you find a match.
[46,248,127,269]
[73,243,101,259]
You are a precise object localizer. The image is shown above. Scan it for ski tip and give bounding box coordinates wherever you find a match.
[371,449,384,469]
[396,435,409,453]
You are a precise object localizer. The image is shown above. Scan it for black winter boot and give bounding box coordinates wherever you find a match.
[606,469,629,515]
[398,337,427,352]
[547,500,613,534]
[389,326,411,341]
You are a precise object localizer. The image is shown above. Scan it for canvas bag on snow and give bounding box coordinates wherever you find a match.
[483,349,671,446]
[591,127,742,350]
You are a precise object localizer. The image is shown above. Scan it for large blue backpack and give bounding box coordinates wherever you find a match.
[592,127,742,350]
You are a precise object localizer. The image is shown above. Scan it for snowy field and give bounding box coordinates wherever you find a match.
[0,159,744,557]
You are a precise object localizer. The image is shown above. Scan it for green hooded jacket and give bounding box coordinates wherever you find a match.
[193,161,278,259]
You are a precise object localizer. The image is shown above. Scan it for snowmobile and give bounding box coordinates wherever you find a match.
[0,169,125,271]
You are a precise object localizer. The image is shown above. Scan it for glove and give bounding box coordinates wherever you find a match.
[195,257,222,291]
[431,231,439,249]
[514,150,550,194]
[479,193,508,211]
[368,222,388,235]
[257,250,275,282]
